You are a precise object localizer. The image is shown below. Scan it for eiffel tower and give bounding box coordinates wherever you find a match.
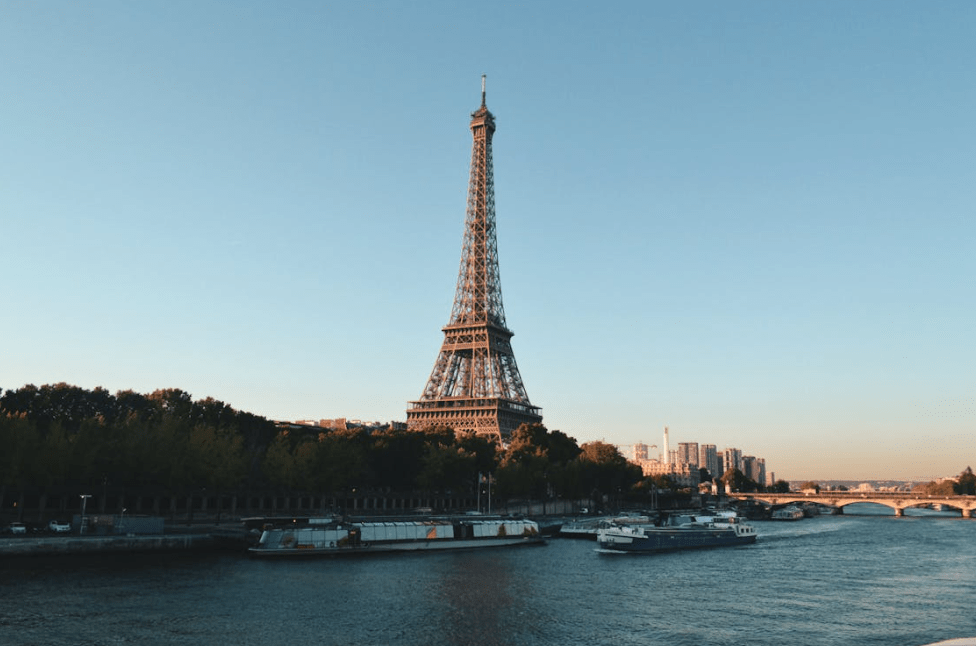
[407,77,542,442]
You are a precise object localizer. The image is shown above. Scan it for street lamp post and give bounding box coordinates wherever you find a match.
[119,508,127,535]
[80,495,91,535]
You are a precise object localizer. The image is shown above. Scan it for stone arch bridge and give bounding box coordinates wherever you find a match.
[730,491,976,518]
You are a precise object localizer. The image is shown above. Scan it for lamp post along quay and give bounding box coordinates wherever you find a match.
[80,494,91,535]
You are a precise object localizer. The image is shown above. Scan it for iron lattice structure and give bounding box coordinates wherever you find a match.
[407,78,542,442]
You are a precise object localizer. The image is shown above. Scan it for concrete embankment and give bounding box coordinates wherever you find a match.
[0,533,219,557]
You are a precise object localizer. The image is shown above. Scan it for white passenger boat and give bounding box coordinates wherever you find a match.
[596,512,757,553]
[771,505,805,521]
[248,516,545,557]
[559,514,653,540]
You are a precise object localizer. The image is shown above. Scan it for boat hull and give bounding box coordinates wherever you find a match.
[248,517,545,558]
[249,535,544,557]
[597,528,755,553]
[596,517,758,554]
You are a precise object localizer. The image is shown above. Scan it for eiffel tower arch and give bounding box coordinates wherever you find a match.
[407,77,542,443]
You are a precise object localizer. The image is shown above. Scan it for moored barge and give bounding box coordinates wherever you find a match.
[248,516,544,557]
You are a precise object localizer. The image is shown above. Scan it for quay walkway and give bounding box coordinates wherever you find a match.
[0,533,218,557]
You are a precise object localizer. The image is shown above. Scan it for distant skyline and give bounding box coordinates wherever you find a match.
[2,2,973,482]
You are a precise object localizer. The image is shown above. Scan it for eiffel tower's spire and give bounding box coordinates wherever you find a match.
[450,75,502,329]
[407,78,542,442]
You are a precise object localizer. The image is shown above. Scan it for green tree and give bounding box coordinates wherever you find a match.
[417,444,478,492]
[912,479,956,496]
[455,433,498,479]
[35,421,74,488]
[262,432,303,491]
[189,423,247,492]
[931,480,957,496]
[768,479,791,493]
[150,415,202,493]
[0,413,41,489]
[577,441,642,498]
[643,474,677,491]
[956,467,975,495]
[496,424,581,500]
[369,427,428,490]
[310,431,368,493]
[721,468,759,493]
[546,429,582,465]
[148,388,194,419]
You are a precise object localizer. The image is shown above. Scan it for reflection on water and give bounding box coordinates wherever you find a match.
[843,502,964,517]
[437,551,516,646]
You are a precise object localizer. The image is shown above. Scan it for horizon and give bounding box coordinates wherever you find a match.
[2,2,973,484]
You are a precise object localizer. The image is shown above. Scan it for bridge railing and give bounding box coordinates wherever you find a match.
[733,492,975,500]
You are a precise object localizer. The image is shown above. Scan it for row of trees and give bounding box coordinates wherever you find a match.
[1,385,275,504]
[912,468,976,496]
[0,383,645,505]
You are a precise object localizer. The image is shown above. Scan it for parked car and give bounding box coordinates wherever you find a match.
[48,520,71,533]
[6,522,27,535]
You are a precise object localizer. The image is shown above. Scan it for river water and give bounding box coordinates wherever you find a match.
[2,507,974,646]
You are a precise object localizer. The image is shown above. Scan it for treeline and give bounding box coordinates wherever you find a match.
[0,384,274,496]
[912,468,976,496]
[0,383,643,503]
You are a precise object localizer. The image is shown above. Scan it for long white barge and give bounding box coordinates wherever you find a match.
[248,516,545,557]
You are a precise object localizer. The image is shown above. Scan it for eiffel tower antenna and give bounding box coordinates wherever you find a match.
[407,78,542,442]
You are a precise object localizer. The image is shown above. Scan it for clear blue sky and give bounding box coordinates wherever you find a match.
[2,1,973,482]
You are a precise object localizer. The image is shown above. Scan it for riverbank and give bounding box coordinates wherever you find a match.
[0,514,566,557]
[0,532,223,557]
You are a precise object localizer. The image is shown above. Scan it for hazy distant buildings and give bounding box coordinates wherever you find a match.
[632,443,652,462]
[628,427,699,488]
[624,428,769,489]
[277,418,406,433]
[639,459,700,487]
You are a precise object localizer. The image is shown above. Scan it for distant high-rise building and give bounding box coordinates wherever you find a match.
[700,444,718,478]
[723,448,742,474]
[677,442,699,468]
[633,443,649,461]
[663,426,671,465]
[742,456,759,482]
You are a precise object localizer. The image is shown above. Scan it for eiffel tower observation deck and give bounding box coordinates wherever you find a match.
[407,77,542,442]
